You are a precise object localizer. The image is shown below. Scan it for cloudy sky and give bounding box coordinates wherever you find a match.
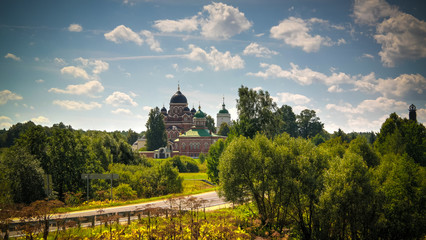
[1,0,425,133]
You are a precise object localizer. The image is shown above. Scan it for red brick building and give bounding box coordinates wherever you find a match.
[140,86,226,158]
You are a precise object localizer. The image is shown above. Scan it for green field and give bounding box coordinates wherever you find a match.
[180,172,208,180]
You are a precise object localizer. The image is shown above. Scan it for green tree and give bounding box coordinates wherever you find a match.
[319,152,377,240]
[375,113,426,166]
[373,154,426,239]
[297,109,324,139]
[126,129,139,145]
[217,122,230,136]
[348,136,379,167]
[206,115,216,133]
[47,127,85,200]
[206,138,227,184]
[276,105,298,137]
[1,147,46,204]
[145,107,167,151]
[236,86,280,138]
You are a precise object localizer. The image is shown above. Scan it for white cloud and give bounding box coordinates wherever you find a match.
[347,115,388,132]
[34,57,40,61]
[35,79,44,83]
[60,66,90,80]
[354,72,426,97]
[276,92,311,105]
[73,57,109,76]
[200,2,252,39]
[362,53,374,59]
[0,116,12,122]
[48,81,104,97]
[252,86,263,91]
[140,30,163,52]
[54,57,66,65]
[326,97,407,114]
[270,17,331,52]
[4,53,21,61]
[104,25,143,45]
[154,16,199,32]
[182,66,203,72]
[105,91,138,107]
[328,85,344,93]
[187,44,244,71]
[90,60,109,75]
[68,24,83,32]
[353,0,426,66]
[165,74,174,79]
[417,108,426,123]
[0,90,23,105]
[247,62,353,86]
[111,108,132,115]
[374,12,426,67]
[142,106,152,111]
[129,91,138,98]
[31,116,50,125]
[53,100,102,110]
[153,2,251,40]
[0,122,12,129]
[353,0,398,25]
[243,42,278,58]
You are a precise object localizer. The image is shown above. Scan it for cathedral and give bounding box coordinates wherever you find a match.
[141,86,230,158]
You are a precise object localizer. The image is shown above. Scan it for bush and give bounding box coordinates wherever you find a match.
[169,155,199,173]
[64,192,83,206]
[113,183,137,200]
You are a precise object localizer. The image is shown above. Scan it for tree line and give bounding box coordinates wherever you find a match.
[0,122,182,205]
[206,85,425,239]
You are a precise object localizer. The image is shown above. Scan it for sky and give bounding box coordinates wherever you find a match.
[1,0,425,133]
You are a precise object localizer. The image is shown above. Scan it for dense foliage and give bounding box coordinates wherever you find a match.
[145,107,167,151]
[0,122,182,204]
[216,112,425,240]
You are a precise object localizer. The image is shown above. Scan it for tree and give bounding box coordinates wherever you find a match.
[276,105,298,137]
[205,115,216,133]
[206,138,227,184]
[375,113,426,166]
[319,152,377,240]
[297,109,324,139]
[1,146,46,204]
[217,122,230,136]
[236,86,280,138]
[373,154,426,239]
[145,107,167,151]
[48,127,85,200]
[219,133,328,235]
[126,129,139,145]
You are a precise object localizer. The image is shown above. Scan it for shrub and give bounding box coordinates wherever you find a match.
[169,155,199,173]
[113,183,137,200]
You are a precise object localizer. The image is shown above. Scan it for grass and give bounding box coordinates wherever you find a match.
[180,172,209,180]
[55,172,216,214]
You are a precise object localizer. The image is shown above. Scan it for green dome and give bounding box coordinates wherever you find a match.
[194,108,206,118]
[218,109,229,114]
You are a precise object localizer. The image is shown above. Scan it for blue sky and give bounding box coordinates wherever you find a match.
[1,0,425,133]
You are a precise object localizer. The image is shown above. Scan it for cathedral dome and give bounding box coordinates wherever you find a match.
[219,108,229,114]
[184,106,190,112]
[170,90,188,104]
[191,107,197,114]
[194,108,206,118]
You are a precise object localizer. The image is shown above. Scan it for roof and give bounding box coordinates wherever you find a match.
[170,90,188,104]
[180,128,218,137]
[194,109,206,118]
[218,109,229,114]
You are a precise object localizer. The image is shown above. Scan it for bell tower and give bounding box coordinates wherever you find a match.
[409,104,417,122]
